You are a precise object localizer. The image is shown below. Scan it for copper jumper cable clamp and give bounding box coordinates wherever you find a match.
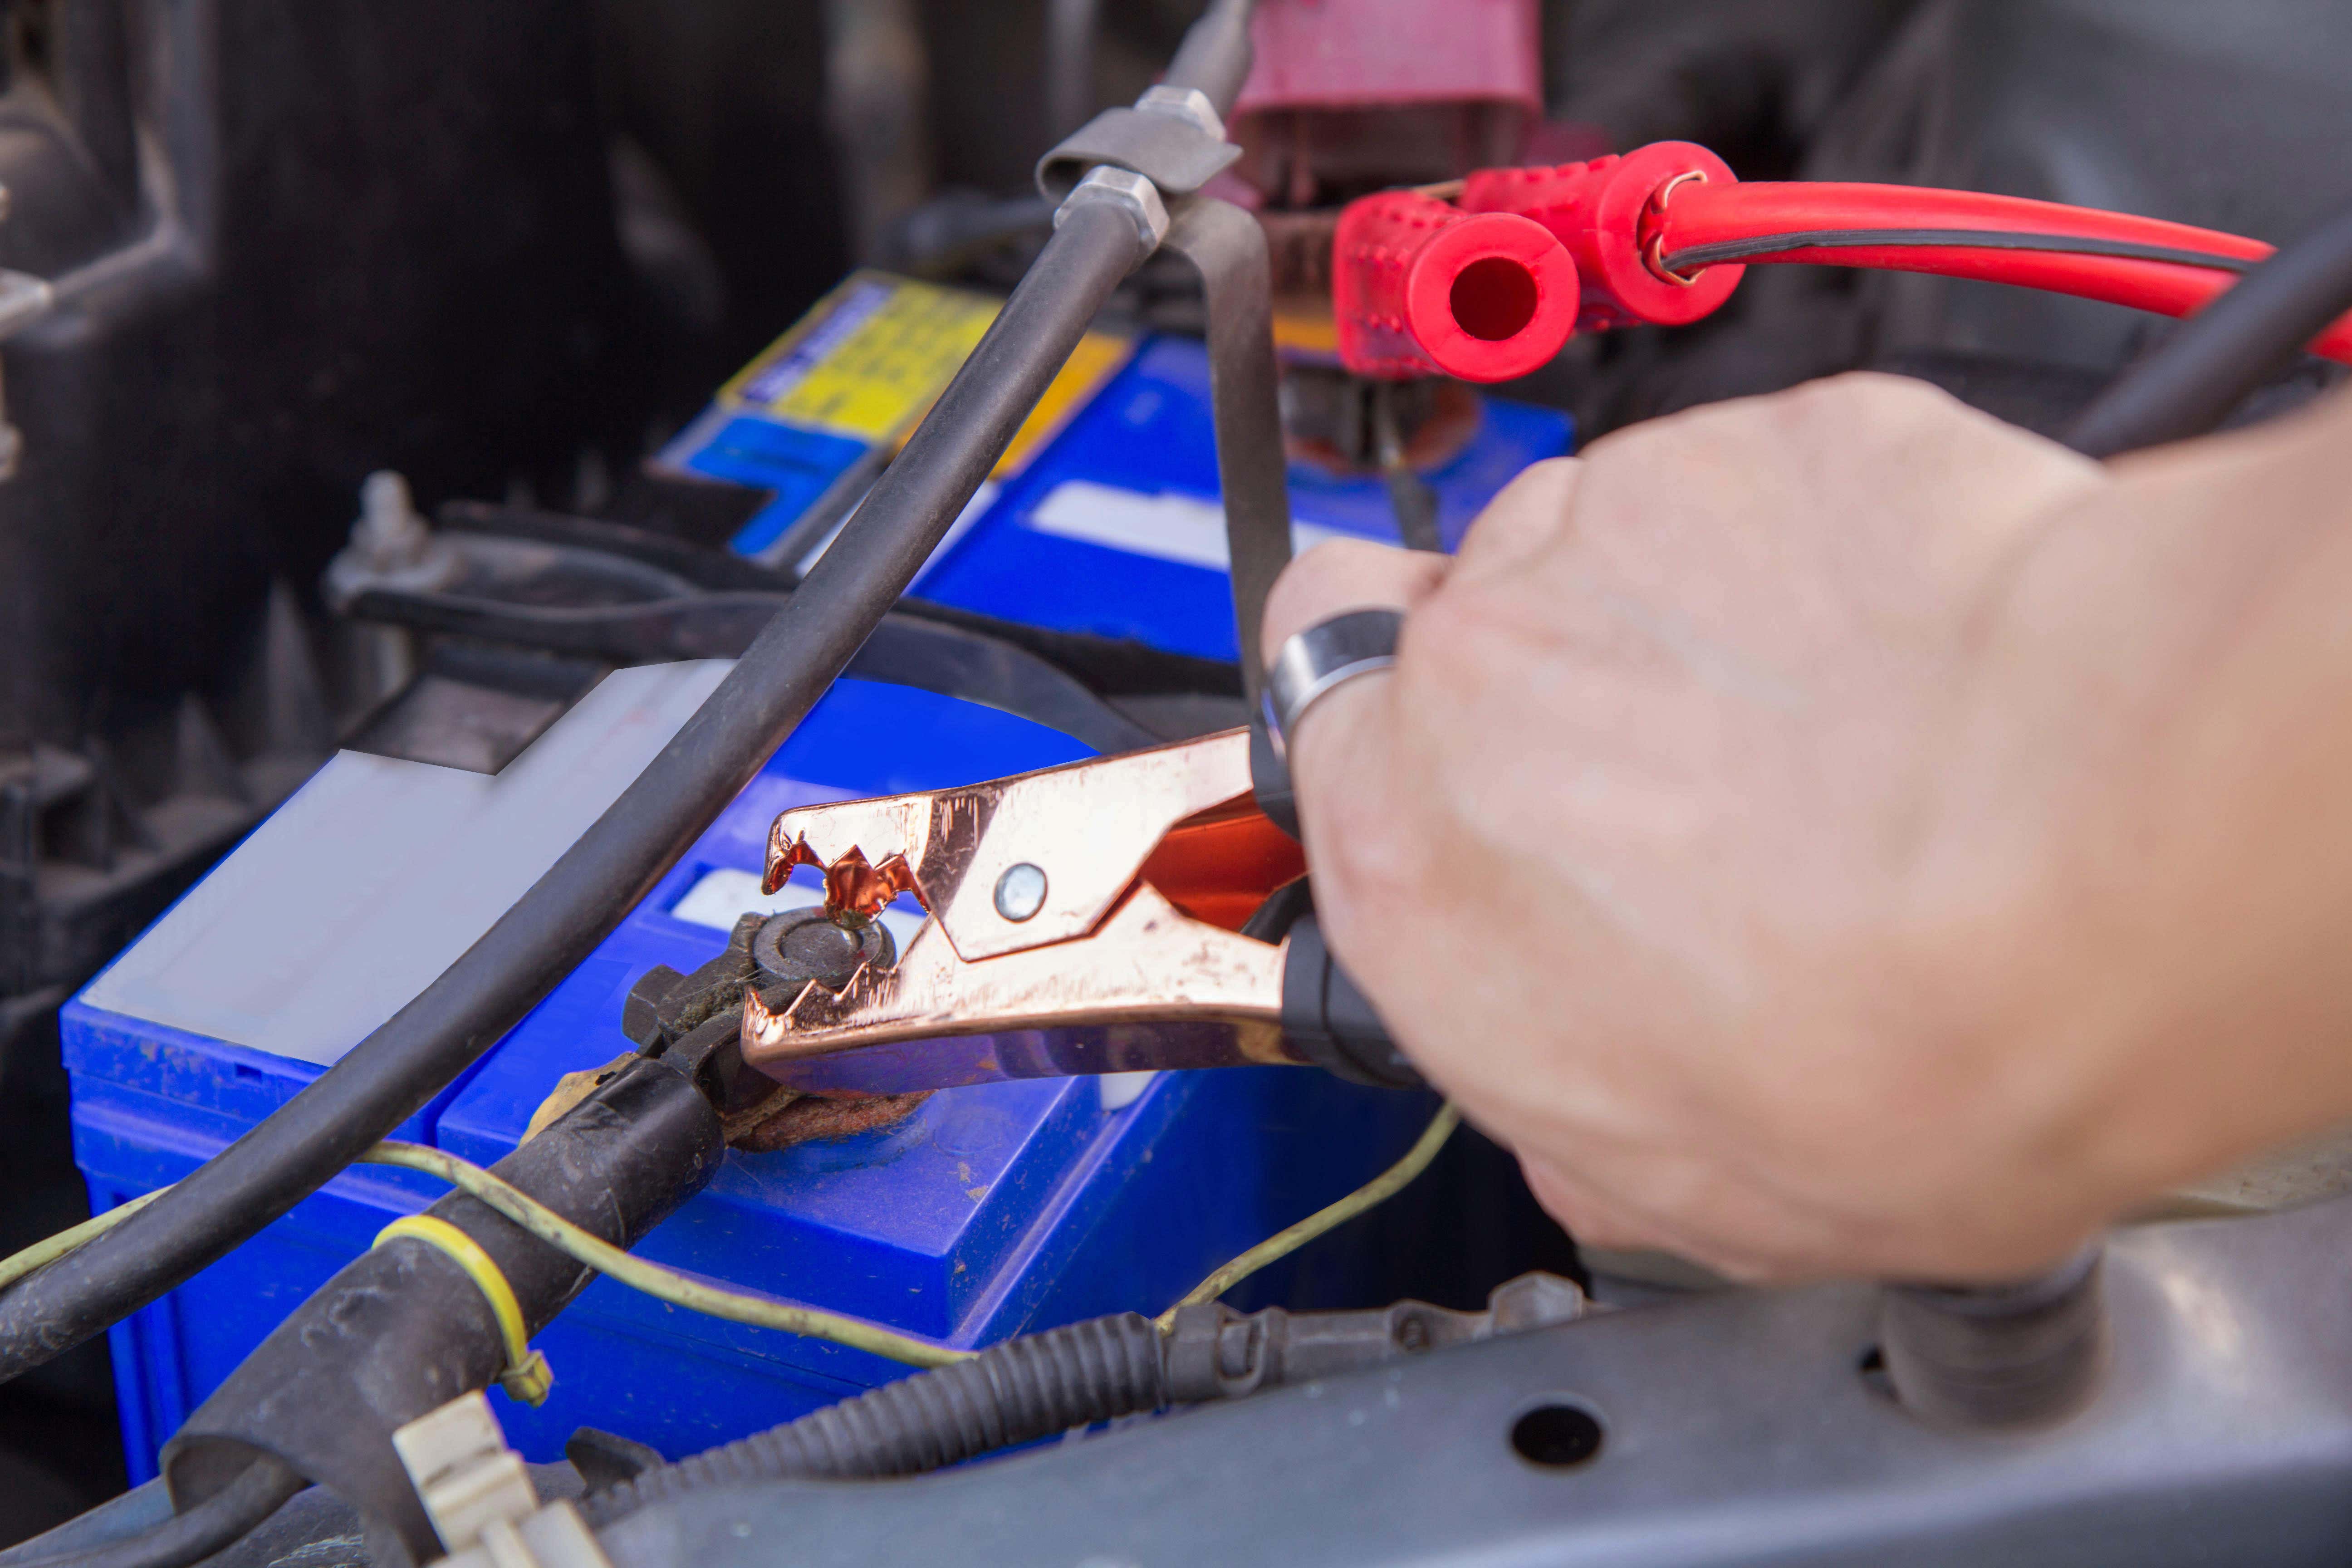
[737,726,1423,1095]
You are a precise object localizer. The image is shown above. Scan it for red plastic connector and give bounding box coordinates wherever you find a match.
[1337,140,2352,376]
[1460,140,1743,330]
[1333,190,1579,383]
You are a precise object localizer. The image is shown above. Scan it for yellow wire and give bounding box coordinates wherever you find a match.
[356,1142,974,1369]
[0,1186,167,1292]
[0,1102,1462,1365]
[1154,1102,1460,1333]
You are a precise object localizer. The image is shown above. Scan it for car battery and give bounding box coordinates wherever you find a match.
[64,273,1571,1482]
[659,271,1573,657]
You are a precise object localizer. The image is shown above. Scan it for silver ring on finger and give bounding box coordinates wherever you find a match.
[1265,607,1403,758]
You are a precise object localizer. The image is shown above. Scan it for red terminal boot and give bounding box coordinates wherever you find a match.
[1461,140,1743,329]
[1333,190,1579,382]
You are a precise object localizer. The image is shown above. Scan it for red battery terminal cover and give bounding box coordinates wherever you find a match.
[1332,189,1580,384]
[1458,140,1744,330]
[1332,142,1740,381]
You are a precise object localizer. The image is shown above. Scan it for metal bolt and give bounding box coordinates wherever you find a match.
[994,862,1048,922]
[1055,165,1170,253]
[1136,83,1226,144]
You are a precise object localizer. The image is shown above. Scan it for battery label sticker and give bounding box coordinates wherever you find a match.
[725,275,998,441]
[1023,479,1343,571]
[720,272,1135,467]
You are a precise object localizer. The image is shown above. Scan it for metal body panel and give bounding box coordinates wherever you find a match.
[602,1198,2352,1567]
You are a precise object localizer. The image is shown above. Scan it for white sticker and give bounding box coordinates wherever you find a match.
[1023,480,1343,570]
[83,662,740,1066]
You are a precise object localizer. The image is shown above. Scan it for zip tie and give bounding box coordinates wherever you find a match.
[375,1213,554,1406]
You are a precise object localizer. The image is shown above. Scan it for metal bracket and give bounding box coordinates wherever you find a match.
[1034,69,1293,725]
[1036,104,1243,203]
[1161,196,1293,716]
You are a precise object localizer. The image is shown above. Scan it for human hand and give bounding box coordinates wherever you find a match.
[1264,372,2352,1282]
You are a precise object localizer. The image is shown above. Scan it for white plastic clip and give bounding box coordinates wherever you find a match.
[393,1392,616,1568]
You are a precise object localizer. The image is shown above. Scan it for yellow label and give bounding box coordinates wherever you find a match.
[724,270,1147,482]
[990,330,1134,478]
[724,271,1135,474]
[725,274,998,440]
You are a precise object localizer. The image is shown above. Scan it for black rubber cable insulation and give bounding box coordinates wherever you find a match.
[3,1461,303,1568]
[0,199,1150,1382]
[2065,201,2352,458]
[579,1313,1168,1526]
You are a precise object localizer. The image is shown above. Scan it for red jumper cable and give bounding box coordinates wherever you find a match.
[1334,141,2352,381]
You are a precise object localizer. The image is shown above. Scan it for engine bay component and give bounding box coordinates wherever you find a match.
[580,1267,1581,1527]
[0,171,1159,1400]
[1879,1246,2107,1431]
[17,3,2352,1563]
[1227,0,1544,207]
[619,907,927,1152]
[570,1196,2352,1568]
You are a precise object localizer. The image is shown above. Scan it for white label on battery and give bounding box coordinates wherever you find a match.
[671,865,930,956]
[82,662,741,1066]
[1023,480,1342,570]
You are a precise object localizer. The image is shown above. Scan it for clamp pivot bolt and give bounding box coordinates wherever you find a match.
[994,863,1049,923]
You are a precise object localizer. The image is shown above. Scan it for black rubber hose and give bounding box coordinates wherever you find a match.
[1161,0,1257,117]
[579,1313,1167,1526]
[0,199,1150,1381]
[163,1057,725,1566]
[5,1461,303,1568]
[2064,201,2352,458]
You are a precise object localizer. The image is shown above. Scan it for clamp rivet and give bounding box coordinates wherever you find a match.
[995,863,1049,922]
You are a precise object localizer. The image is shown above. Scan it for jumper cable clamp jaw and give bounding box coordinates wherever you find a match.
[739,727,1422,1094]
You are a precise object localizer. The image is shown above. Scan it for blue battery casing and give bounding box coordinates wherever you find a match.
[66,683,1434,1480]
